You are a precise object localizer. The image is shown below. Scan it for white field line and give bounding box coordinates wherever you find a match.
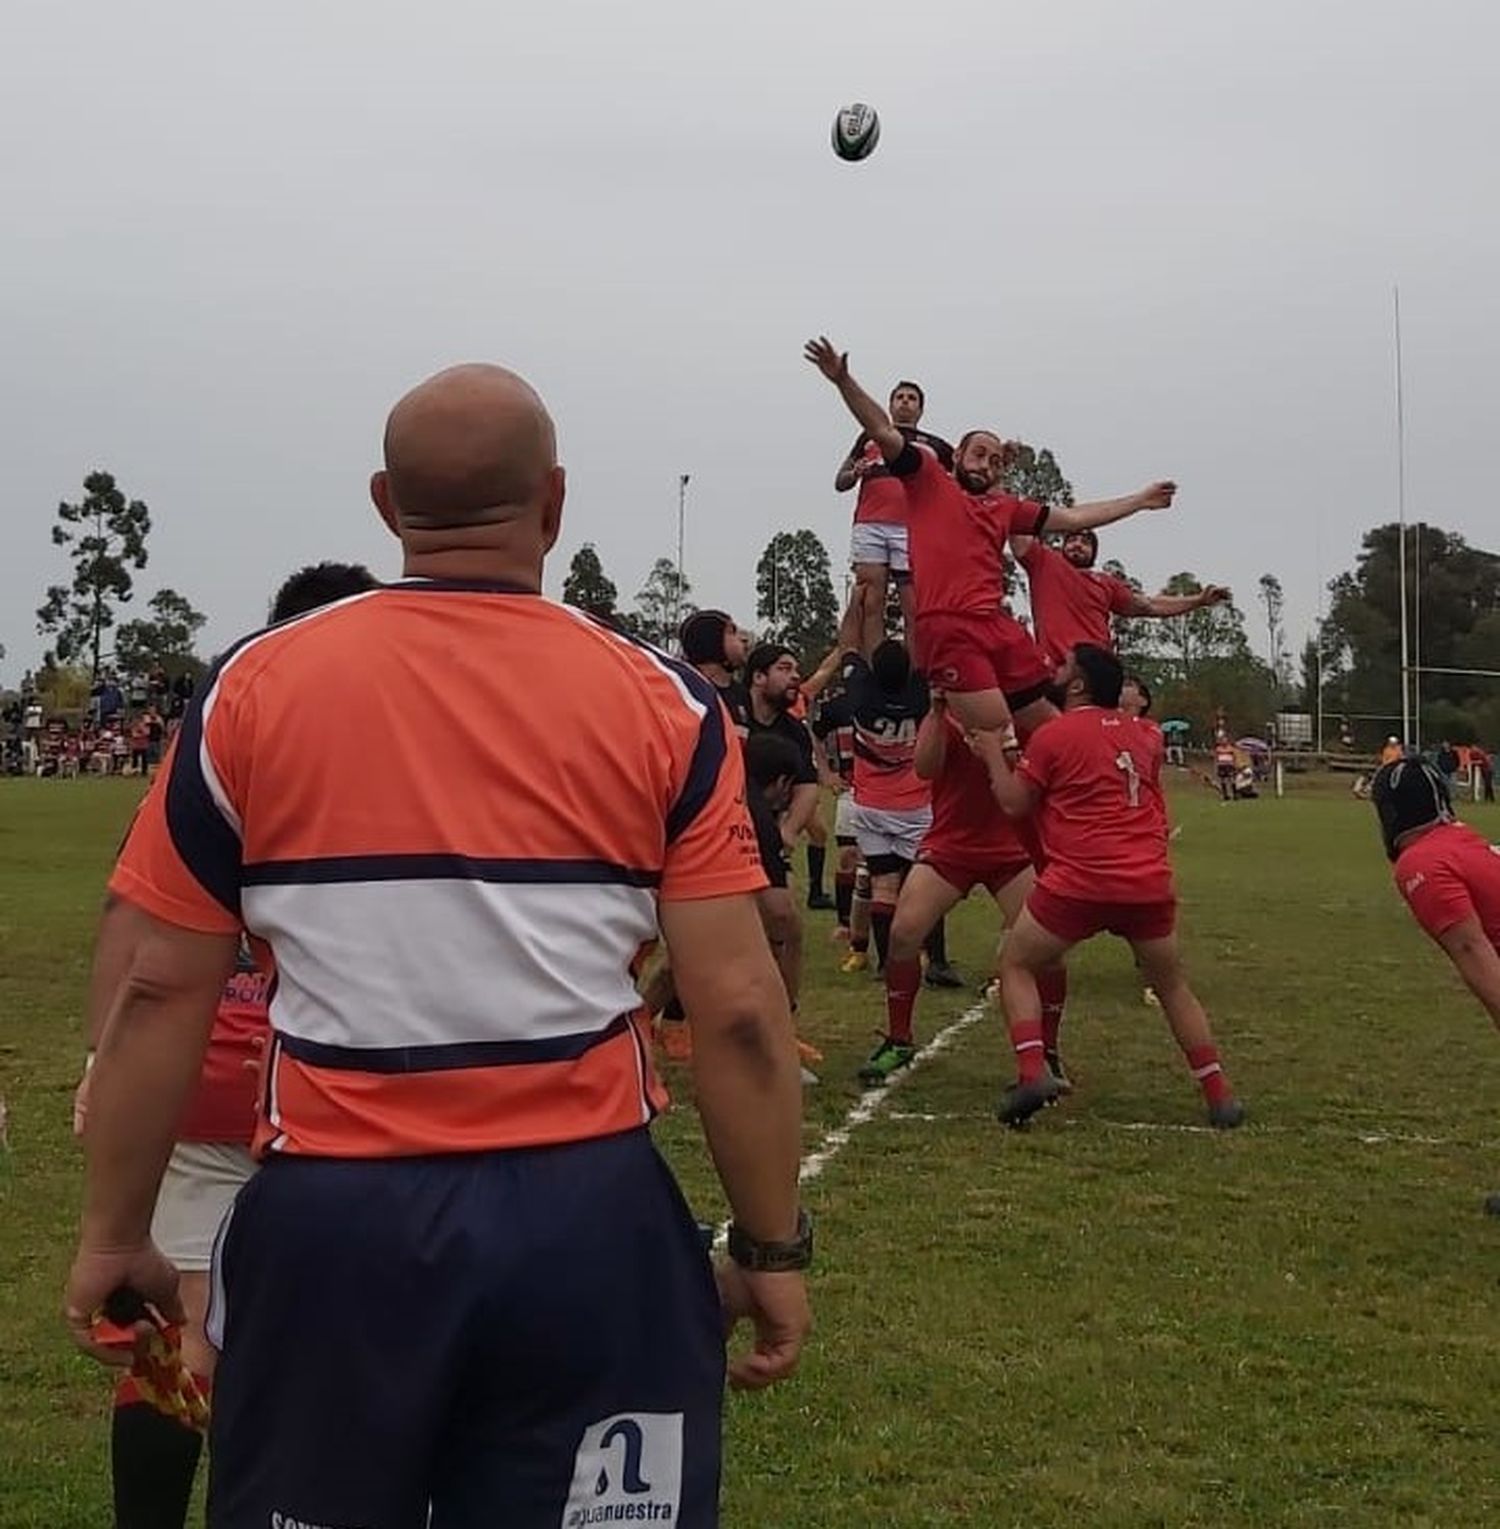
[713,999,992,1247]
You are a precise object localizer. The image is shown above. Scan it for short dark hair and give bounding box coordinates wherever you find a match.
[746,643,795,682]
[890,379,925,410]
[1071,643,1125,708]
[679,609,732,666]
[270,562,379,623]
[870,639,911,695]
[1123,672,1152,715]
[744,729,803,789]
[955,428,1005,458]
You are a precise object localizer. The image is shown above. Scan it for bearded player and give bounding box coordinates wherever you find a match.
[805,337,1177,743]
[1015,528,1230,674]
[973,644,1246,1130]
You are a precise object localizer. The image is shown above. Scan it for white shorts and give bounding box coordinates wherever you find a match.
[834,791,857,841]
[150,1141,257,1272]
[849,802,932,865]
[849,522,909,574]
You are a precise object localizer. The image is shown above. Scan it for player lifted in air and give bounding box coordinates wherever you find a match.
[834,378,952,642]
[973,644,1246,1130]
[1015,528,1230,675]
[806,337,1178,742]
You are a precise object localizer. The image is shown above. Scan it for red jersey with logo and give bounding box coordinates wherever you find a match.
[850,427,955,525]
[1017,707,1172,902]
[925,715,1029,863]
[1393,822,1500,947]
[895,446,1048,618]
[176,941,272,1143]
[1021,541,1136,667]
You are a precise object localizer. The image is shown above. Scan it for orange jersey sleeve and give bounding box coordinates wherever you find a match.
[659,694,769,902]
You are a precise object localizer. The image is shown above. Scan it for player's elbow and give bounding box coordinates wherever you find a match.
[692,996,793,1086]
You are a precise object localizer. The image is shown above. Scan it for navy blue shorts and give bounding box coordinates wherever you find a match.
[206,1129,724,1527]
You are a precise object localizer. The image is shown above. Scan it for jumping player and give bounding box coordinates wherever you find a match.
[973,644,1246,1130]
[1016,530,1230,673]
[835,379,952,641]
[805,337,1178,742]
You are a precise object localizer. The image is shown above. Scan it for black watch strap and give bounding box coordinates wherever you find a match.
[726,1209,812,1272]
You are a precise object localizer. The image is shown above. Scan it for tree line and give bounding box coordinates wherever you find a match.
[19,468,1499,750]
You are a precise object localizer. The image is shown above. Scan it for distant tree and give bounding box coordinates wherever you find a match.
[36,471,151,681]
[561,544,619,617]
[755,530,840,663]
[1324,522,1500,744]
[1257,573,1288,690]
[1001,444,1074,508]
[113,588,208,681]
[632,558,693,647]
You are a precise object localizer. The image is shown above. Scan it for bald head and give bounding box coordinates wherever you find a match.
[379,364,558,531]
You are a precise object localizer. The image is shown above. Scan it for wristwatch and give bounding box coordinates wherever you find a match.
[727,1209,813,1272]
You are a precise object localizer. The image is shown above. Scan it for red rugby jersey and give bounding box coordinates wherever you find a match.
[1393,822,1500,947]
[1017,707,1172,902]
[897,446,1048,618]
[1020,541,1136,668]
[111,581,767,1159]
[925,715,1029,864]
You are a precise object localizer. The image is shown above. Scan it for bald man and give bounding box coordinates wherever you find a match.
[66,365,811,1529]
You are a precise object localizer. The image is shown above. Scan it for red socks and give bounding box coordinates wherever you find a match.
[1009,1017,1047,1084]
[883,957,922,1044]
[1038,966,1067,1052]
[1186,1043,1232,1106]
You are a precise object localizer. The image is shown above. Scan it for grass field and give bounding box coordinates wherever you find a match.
[3,774,1500,1527]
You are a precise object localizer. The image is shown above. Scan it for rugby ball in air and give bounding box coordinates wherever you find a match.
[832,102,880,162]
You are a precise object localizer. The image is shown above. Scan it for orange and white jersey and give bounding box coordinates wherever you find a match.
[110,579,767,1159]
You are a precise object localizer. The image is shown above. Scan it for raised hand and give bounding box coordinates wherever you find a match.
[804,336,849,383]
[1137,480,1178,511]
[1200,584,1232,606]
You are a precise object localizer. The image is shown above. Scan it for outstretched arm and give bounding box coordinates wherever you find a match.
[1049,481,1177,534]
[1129,584,1231,619]
[801,586,866,703]
[805,338,905,463]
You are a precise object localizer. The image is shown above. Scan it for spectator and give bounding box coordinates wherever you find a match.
[1436,740,1460,785]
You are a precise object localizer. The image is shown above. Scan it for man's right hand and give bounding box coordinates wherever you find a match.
[715,1260,812,1391]
[804,337,849,383]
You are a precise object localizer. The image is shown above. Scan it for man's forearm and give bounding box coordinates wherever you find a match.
[1142,594,1209,618]
[782,783,819,840]
[692,973,803,1243]
[84,894,140,1050]
[914,714,948,780]
[1051,493,1143,534]
[81,980,222,1245]
[833,375,903,461]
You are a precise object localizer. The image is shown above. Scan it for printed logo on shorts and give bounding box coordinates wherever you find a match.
[936,665,960,686]
[561,1412,683,1526]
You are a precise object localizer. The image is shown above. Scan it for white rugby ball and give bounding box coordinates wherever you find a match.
[832,102,880,162]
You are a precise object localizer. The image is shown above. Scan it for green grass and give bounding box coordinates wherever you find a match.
[3,776,1500,1526]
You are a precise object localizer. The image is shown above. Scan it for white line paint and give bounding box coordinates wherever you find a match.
[713,999,992,1246]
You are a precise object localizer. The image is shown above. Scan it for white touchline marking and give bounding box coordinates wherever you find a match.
[713,999,993,1246]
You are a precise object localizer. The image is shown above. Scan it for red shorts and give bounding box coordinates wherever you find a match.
[917,610,1052,704]
[919,848,1032,898]
[1027,883,1177,944]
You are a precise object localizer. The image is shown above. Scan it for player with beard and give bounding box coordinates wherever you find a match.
[679,608,752,737]
[1016,528,1230,675]
[974,643,1246,1130]
[806,337,1179,744]
[834,378,952,641]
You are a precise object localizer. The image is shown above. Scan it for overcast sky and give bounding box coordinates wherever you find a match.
[3,0,1496,685]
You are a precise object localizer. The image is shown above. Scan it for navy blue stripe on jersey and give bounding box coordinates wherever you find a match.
[579,612,732,846]
[277,1012,632,1073]
[241,854,662,888]
[164,657,246,920]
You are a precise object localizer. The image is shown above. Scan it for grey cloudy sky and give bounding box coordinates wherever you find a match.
[3,0,1496,683]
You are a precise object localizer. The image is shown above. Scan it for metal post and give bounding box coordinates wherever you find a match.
[1394,286,1411,745]
[675,474,689,639]
[1413,519,1423,752]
